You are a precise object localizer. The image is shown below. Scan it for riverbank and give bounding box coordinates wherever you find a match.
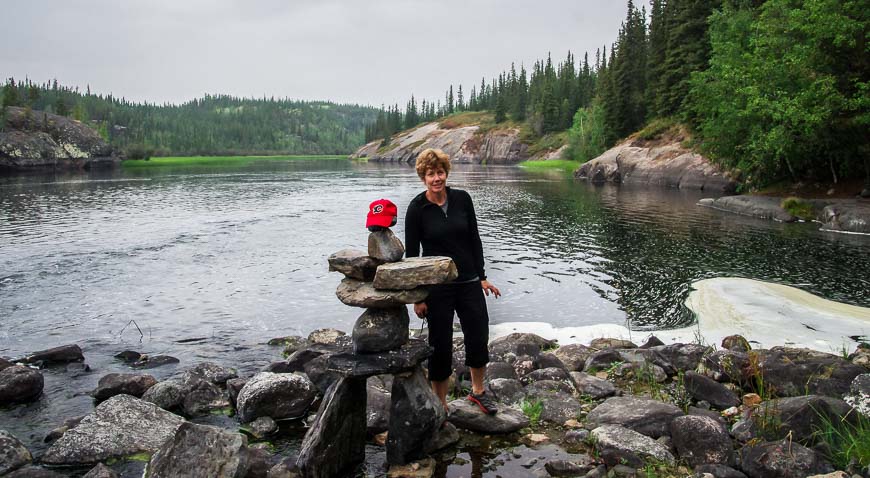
[699,195,870,235]
[121,155,348,168]
[1,325,867,477]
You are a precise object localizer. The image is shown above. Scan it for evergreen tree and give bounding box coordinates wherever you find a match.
[2,78,21,107]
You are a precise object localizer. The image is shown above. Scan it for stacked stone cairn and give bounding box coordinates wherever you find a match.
[296,228,458,477]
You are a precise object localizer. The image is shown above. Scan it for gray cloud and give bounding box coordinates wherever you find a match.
[1,0,627,106]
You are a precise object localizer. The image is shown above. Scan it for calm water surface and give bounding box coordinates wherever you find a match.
[1,158,869,467]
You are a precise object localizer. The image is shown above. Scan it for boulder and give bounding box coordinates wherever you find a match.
[544,457,596,477]
[266,336,309,356]
[489,333,556,361]
[640,336,666,348]
[821,203,870,234]
[368,229,405,262]
[18,344,84,365]
[653,343,710,373]
[352,307,410,353]
[701,349,750,385]
[693,464,747,478]
[844,373,869,417]
[423,421,460,453]
[42,394,185,466]
[328,249,380,280]
[721,335,752,352]
[586,396,684,438]
[521,367,573,385]
[297,378,367,477]
[730,418,759,443]
[307,328,347,346]
[43,416,84,443]
[524,379,575,397]
[553,344,594,372]
[755,347,865,397]
[683,371,740,410]
[93,373,157,401]
[758,395,856,443]
[141,378,187,411]
[0,358,11,372]
[373,257,458,290]
[511,355,536,378]
[530,390,583,425]
[486,378,525,404]
[82,463,118,478]
[739,440,833,478]
[303,354,340,393]
[611,361,667,383]
[669,415,733,467]
[114,350,143,363]
[249,416,278,439]
[536,352,567,370]
[591,425,675,467]
[0,366,43,404]
[131,355,179,369]
[387,368,446,465]
[0,430,32,475]
[336,278,428,308]
[583,349,625,373]
[226,378,246,406]
[590,338,637,350]
[4,467,67,477]
[182,378,230,416]
[570,372,616,399]
[366,377,391,434]
[447,399,529,433]
[184,362,237,385]
[485,361,518,381]
[236,372,317,422]
[147,422,248,478]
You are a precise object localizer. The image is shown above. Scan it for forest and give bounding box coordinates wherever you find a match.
[368,0,868,188]
[0,80,380,157]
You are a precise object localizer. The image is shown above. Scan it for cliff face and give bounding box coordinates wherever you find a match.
[0,107,120,171]
[350,122,529,164]
[574,135,737,192]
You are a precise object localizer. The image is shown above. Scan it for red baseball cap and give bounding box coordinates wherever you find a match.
[366,199,398,228]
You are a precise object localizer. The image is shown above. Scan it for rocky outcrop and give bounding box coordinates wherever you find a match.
[575,136,737,192]
[0,107,120,171]
[699,196,870,234]
[350,122,529,163]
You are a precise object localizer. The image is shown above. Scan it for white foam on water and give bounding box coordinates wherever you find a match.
[491,277,870,354]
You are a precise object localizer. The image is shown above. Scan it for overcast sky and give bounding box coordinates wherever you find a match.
[1,1,628,107]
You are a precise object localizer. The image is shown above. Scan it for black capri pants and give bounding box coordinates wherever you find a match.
[425,281,490,382]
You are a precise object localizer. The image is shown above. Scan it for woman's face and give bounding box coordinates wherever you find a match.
[423,167,448,193]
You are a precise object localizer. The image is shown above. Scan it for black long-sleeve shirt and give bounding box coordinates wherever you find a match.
[405,187,486,282]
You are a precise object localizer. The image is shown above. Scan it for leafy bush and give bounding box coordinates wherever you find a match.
[564,102,607,163]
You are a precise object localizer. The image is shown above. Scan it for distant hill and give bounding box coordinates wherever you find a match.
[0,79,380,156]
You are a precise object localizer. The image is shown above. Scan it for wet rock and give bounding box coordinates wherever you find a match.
[336,278,428,308]
[297,378,367,477]
[591,425,675,467]
[740,439,833,478]
[486,378,525,404]
[92,373,157,401]
[0,430,32,475]
[141,378,187,411]
[82,463,118,478]
[0,358,12,372]
[307,328,347,346]
[489,333,556,361]
[0,366,43,404]
[185,362,237,385]
[250,416,278,439]
[114,350,142,363]
[327,339,432,378]
[544,457,595,476]
[721,335,751,352]
[236,372,317,422]
[19,344,83,365]
[65,363,91,376]
[525,379,575,397]
[756,347,865,398]
[4,467,67,477]
[387,368,446,465]
[844,373,869,417]
[683,371,740,410]
[448,399,529,433]
[570,372,616,399]
[670,415,733,467]
[590,338,637,350]
[640,336,666,348]
[43,416,84,443]
[586,396,684,438]
[353,307,410,353]
[758,395,856,443]
[328,249,380,280]
[373,256,458,290]
[147,422,248,478]
[366,377,391,434]
[227,378,246,406]
[246,446,274,478]
[485,361,518,381]
[276,347,329,374]
[182,378,230,416]
[553,344,593,372]
[268,336,309,357]
[267,457,303,478]
[303,355,341,393]
[522,366,572,385]
[131,355,179,369]
[368,229,405,262]
[423,421,460,453]
[42,394,184,466]
[693,464,747,478]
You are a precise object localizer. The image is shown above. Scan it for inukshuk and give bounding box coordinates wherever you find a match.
[296,228,458,477]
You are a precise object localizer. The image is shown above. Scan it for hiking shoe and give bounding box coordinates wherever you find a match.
[468,391,499,415]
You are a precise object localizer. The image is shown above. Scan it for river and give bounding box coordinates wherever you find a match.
[1,157,869,459]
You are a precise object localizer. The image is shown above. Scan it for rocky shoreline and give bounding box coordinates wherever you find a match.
[699,196,870,235]
[1,330,868,477]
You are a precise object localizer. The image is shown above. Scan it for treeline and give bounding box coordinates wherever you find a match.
[0,79,380,156]
[371,0,868,187]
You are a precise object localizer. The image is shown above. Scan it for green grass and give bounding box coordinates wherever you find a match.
[635,117,679,141]
[781,196,816,221]
[122,155,346,167]
[518,159,580,174]
[813,410,870,469]
[519,399,543,427]
[526,131,568,157]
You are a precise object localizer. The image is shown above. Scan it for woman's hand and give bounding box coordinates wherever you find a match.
[481,280,501,298]
[414,302,428,318]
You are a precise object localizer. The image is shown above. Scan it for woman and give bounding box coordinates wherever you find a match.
[405,148,501,415]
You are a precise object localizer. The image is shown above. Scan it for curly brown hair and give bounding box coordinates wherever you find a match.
[415,148,451,179]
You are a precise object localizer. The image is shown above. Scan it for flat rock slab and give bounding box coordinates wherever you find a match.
[586,396,683,438]
[368,229,405,262]
[42,394,185,466]
[147,422,248,478]
[591,425,675,467]
[18,344,83,365]
[373,257,458,290]
[328,249,381,280]
[447,399,529,434]
[0,430,32,475]
[328,340,431,378]
[336,278,429,308]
